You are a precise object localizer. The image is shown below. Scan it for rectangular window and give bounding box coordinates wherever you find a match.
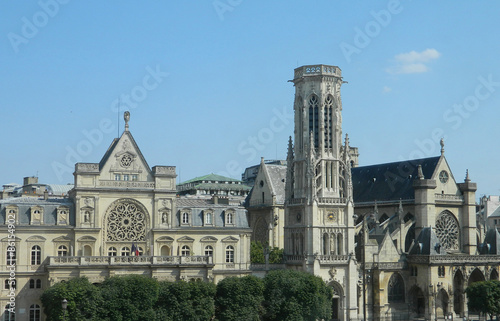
[123,174,129,181]
[115,174,121,181]
[132,174,138,181]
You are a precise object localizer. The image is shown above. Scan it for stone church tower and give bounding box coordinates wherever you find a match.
[284,65,358,321]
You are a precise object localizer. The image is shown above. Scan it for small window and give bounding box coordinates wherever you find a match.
[438,266,446,277]
[123,174,129,181]
[205,213,213,225]
[205,245,213,257]
[115,174,121,181]
[108,247,117,256]
[121,247,130,256]
[57,245,68,257]
[29,304,41,321]
[182,212,189,225]
[181,245,190,256]
[132,174,138,181]
[31,245,41,265]
[138,247,144,256]
[5,279,15,290]
[225,245,234,263]
[36,279,41,288]
[226,213,233,225]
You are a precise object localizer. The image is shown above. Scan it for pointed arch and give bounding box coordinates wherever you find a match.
[490,268,499,280]
[435,210,460,251]
[253,217,268,244]
[308,94,319,148]
[436,288,450,317]
[328,281,343,321]
[388,272,405,303]
[468,268,485,286]
[408,285,425,317]
[453,269,465,315]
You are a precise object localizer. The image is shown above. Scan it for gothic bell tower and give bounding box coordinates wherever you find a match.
[284,65,358,321]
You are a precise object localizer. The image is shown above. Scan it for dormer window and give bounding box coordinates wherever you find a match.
[181,212,190,225]
[225,210,235,226]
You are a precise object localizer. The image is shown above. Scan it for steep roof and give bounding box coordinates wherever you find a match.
[351,156,441,204]
[263,164,287,204]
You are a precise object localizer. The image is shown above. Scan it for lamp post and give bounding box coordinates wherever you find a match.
[61,298,67,321]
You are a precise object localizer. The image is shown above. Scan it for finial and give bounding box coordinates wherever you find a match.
[260,157,265,165]
[417,165,424,179]
[124,111,130,131]
[440,138,445,156]
[465,169,470,182]
[398,199,404,217]
[344,133,350,148]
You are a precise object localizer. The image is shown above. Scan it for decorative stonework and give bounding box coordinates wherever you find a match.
[435,212,459,251]
[106,200,147,242]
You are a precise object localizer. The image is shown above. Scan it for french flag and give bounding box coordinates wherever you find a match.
[131,243,139,256]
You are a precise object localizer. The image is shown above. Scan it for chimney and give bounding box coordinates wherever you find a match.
[43,189,49,200]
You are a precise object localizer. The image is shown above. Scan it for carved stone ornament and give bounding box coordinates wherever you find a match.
[106,200,146,242]
[435,212,459,251]
[84,197,93,207]
[329,267,337,279]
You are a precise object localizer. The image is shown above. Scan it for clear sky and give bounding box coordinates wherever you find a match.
[1,1,500,200]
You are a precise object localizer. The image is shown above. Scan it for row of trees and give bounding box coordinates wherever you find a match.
[40,269,333,321]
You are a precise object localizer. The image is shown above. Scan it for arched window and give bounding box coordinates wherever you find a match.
[108,247,117,256]
[225,245,234,263]
[323,233,329,255]
[57,245,68,257]
[388,273,405,303]
[29,304,41,321]
[181,245,190,256]
[121,247,130,256]
[324,95,334,149]
[31,246,41,265]
[29,279,35,288]
[6,247,15,265]
[337,234,343,255]
[182,212,189,225]
[308,95,319,148]
[205,245,213,257]
[226,213,233,225]
[4,304,15,321]
[205,213,212,225]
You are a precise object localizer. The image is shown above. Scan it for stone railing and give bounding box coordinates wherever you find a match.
[75,163,99,173]
[318,255,349,264]
[288,198,306,206]
[435,193,464,203]
[294,65,339,79]
[407,254,500,265]
[317,197,346,205]
[48,255,212,266]
[285,255,305,263]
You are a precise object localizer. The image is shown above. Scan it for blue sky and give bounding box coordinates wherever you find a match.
[1,1,500,199]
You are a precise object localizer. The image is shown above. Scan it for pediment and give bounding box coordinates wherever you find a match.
[52,236,72,242]
[1,236,21,242]
[177,236,195,242]
[26,235,46,242]
[200,236,218,242]
[156,236,174,242]
[77,236,97,242]
[221,236,239,243]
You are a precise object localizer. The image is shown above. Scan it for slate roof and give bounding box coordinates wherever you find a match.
[489,207,500,218]
[176,197,249,228]
[408,227,445,255]
[0,197,75,225]
[351,156,441,204]
[263,165,287,204]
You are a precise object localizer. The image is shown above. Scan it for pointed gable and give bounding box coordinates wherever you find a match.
[247,158,286,206]
[378,231,400,261]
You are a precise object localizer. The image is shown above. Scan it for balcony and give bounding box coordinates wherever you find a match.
[318,255,349,264]
[48,255,213,267]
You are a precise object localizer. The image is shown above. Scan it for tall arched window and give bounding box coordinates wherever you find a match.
[205,213,212,225]
[337,234,343,255]
[161,245,171,256]
[323,233,329,255]
[308,95,319,148]
[388,273,405,303]
[182,212,189,225]
[324,95,334,149]
[435,211,460,251]
[83,245,92,256]
[4,304,15,321]
[108,247,117,256]
[226,213,233,225]
[29,304,41,321]
[57,245,68,257]
[31,246,41,265]
[225,245,234,263]
[181,245,190,256]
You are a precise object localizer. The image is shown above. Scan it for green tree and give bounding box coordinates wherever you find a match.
[40,277,102,321]
[268,247,284,264]
[262,269,332,321]
[155,279,216,321]
[250,241,265,263]
[99,275,159,321]
[466,280,500,320]
[215,275,264,321]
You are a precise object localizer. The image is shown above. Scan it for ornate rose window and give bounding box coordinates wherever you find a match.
[106,199,147,242]
[435,211,459,251]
